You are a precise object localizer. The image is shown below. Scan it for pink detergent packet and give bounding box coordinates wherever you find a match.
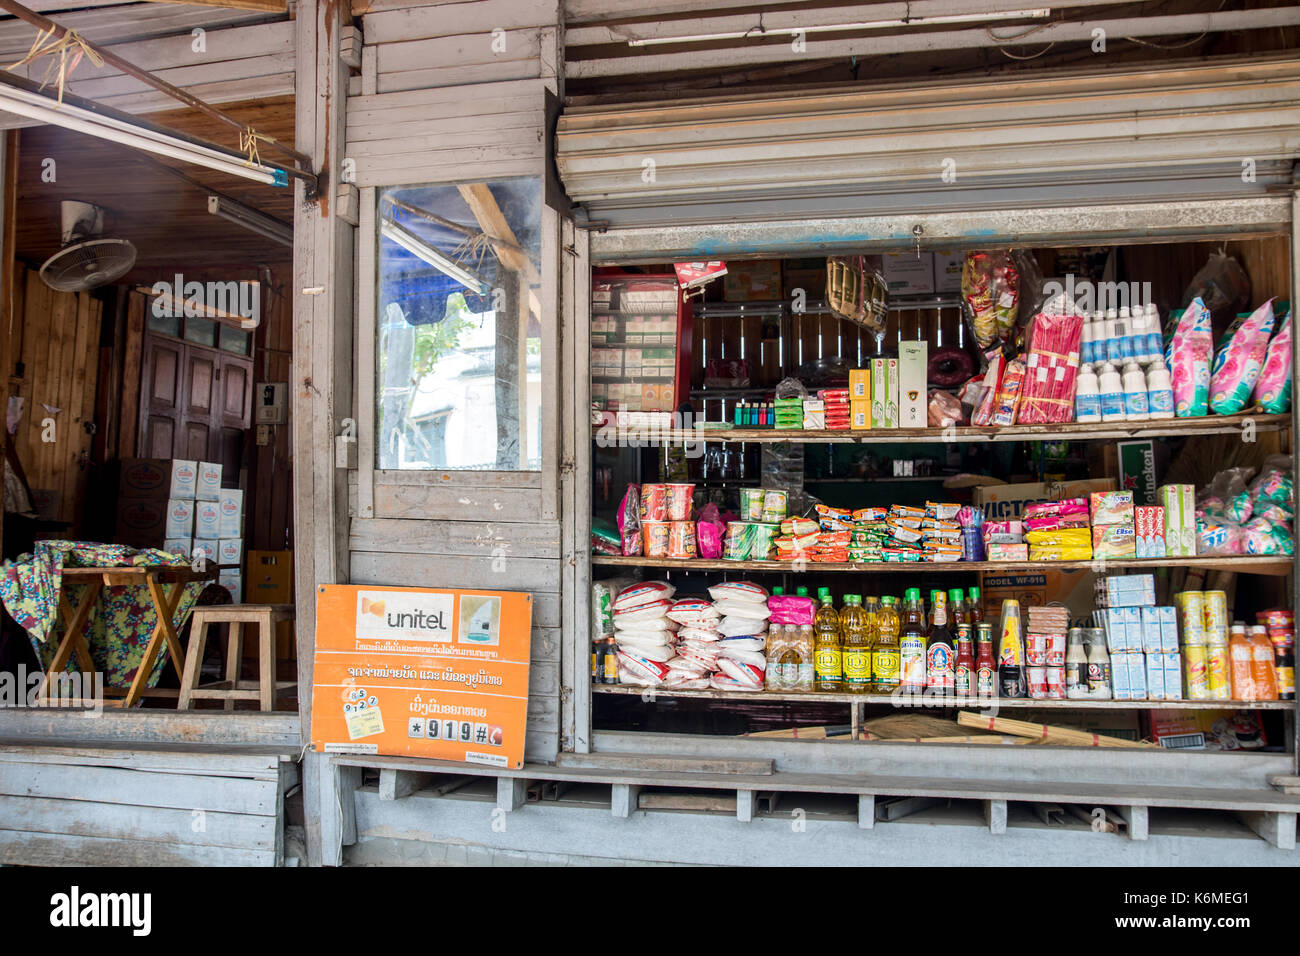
[1210,299,1275,415]
[1170,298,1213,417]
[1253,308,1293,414]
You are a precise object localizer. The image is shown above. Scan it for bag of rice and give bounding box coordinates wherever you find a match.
[613,581,676,611]
[707,581,768,604]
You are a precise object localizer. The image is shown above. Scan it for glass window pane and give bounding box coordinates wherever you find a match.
[219,324,251,355]
[375,177,543,471]
[184,316,217,347]
[148,312,180,337]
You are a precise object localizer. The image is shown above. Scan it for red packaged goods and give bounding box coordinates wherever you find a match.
[643,521,670,557]
[991,359,1027,426]
[1257,609,1295,629]
[963,250,1020,348]
[667,521,698,559]
[640,483,669,522]
[970,350,1006,426]
[1018,311,1084,424]
[665,483,695,521]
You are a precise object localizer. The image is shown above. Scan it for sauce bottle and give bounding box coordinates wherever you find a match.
[954,623,975,698]
[899,588,928,695]
[840,595,871,694]
[997,598,1026,698]
[967,586,984,626]
[813,588,843,692]
[948,588,968,629]
[1249,625,1278,701]
[926,590,954,695]
[975,622,996,699]
[872,596,901,693]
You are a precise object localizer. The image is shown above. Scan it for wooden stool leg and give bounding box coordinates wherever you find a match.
[178,618,211,710]
[258,611,274,712]
[224,622,243,711]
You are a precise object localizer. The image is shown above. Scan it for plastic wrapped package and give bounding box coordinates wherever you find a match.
[1210,299,1276,415]
[962,250,1020,348]
[1253,307,1293,414]
[617,484,642,556]
[1181,253,1251,326]
[1169,298,1214,417]
[928,389,963,427]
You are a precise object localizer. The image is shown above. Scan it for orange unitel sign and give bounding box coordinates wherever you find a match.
[311,585,532,769]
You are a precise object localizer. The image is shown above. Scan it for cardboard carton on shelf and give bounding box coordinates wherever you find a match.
[196,461,223,501]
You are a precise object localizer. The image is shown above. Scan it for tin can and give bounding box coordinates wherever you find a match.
[642,521,670,558]
[1182,644,1209,699]
[640,484,669,522]
[1205,643,1231,700]
[1045,666,1066,699]
[1046,632,1066,666]
[1027,665,1049,699]
[740,488,765,522]
[665,483,695,521]
[1026,632,1048,666]
[667,520,697,559]
[1202,590,1228,631]
[1176,591,1206,645]
[761,488,789,523]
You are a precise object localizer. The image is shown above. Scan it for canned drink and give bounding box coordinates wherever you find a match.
[1045,666,1065,699]
[1046,632,1066,666]
[640,484,669,522]
[667,520,697,559]
[665,483,695,521]
[1205,643,1231,700]
[1182,644,1209,699]
[1026,632,1048,666]
[1027,665,1049,699]
[1176,591,1205,644]
[1203,590,1228,631]
[642,521,671,558]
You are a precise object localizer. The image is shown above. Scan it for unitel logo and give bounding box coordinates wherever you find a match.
[50,886,151,936]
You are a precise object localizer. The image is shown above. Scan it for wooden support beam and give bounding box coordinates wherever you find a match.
[1235,811,1296,850]
[497,776,528,812]
[456,181,543,318]
[378,768,423,802]
[984,799,1007,835]
[318,758,361,866]
[611,783,639,818]
[138,0,286,10]
[1117,805,1149,841]
[857,793,874,830]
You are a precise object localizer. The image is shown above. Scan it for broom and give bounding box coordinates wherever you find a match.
[958,711,1157,748]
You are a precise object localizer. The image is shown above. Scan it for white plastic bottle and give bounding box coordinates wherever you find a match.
[1079,313,1095,365]
[1104,309,1121,364]
[1118,306,1134,362]
[1099,363,1126,422]
[1144,303,1163,360]
[1129,310,1150,363]
[1075,365,1101,423]
[1147,361,1175,419]
[1122,362,1150,421]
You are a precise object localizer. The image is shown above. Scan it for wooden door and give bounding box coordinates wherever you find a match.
[138,332,253,471]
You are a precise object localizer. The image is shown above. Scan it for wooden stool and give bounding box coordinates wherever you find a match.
[178,604,296,711]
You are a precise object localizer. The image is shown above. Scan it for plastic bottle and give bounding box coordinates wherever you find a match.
[795,624,816,691]
[1104,308,1121,363]
[997,599,1026,698]
[1075,365,1102,423]
[967,587,984,625]
[954,624,975,698]
[767,623,793,690]
[1249,625,1279,700]
[926,591,954,695]
[1088,314,1107,366]
[899,588,928,695]
[1086,629,1112,698]
[1079,315,1096,365]
[948,588,968,629]
[1274,642,1295,701]
[813,588,843,692]
[1229,626,1255,701]
[1146,362,1174,419]
[1144,303,1164,361]
[1098,363,1125,422]
[871,596,901,693]
[1066,627,1090,698]
[975,622,996,699]
[1118,306,1134,362]
[1122,362,1150,421]
[840,595,871,694]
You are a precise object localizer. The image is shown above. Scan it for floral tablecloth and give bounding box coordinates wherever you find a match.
[0,541,206,689]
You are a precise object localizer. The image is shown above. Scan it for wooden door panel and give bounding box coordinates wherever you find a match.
[183,421,210,462]
[142,416,175,460]
[220,358,250,423]
[185,353,216,418]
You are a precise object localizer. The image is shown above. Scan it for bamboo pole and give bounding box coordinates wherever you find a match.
[957,711,1158,748]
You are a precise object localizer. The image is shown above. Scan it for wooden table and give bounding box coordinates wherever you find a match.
[38,564,216,709]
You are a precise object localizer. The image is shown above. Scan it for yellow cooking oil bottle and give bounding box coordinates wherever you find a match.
[840,594,871,694]
[872,595,901,693]
[814,587,843,692]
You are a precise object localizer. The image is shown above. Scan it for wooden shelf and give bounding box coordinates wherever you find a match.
[592,554,1294,576]
[592,685,1296,711]
[592,412,1290,446]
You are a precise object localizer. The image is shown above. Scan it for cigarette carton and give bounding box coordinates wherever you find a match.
[898,341,928,428]
[1158,483,1197,557]
[169,460,197,500]
[870,358,898,429]
[849,368,871,401]
[850,400,871,430]
[196,461,223,501]
[193,500,221,540]
[164,498,194,538]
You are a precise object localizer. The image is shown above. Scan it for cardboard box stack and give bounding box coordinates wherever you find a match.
[1093,573,1182,701]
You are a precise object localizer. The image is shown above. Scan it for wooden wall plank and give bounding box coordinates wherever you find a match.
[118,292,146,459]
[375,60,540,94]
[0,830,274,867]
[361,0,556,45]
[0,795,275,850]
[350,551,560,593]
[0,763,278,815]
[375,30,542,76]
[372,482,544,522]
[349,517,560,558]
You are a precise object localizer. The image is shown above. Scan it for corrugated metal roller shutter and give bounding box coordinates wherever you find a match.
[556,56,1300,235]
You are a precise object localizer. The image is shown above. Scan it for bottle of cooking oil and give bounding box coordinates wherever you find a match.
[840,594,871,694]
[813,588,843,692]
[794,624,815,691]
[767,622,793,691]
[872,595,901,693]
[863,595,881,681]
